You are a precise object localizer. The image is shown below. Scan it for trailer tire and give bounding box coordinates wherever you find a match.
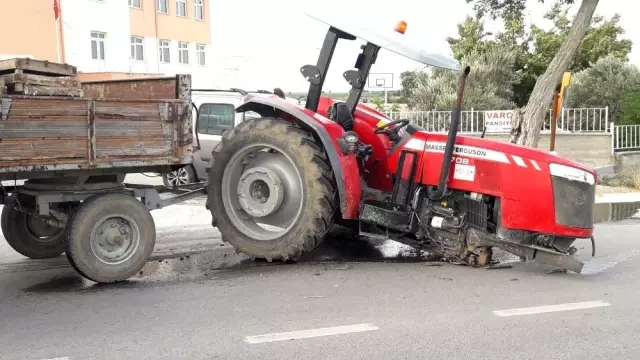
[65,193,156,283]
[206,117,338,262]
[1,201,67,259]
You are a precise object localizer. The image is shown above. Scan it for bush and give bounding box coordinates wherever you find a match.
[619,90,640,125]
[566,55,640,123]
[408,47,520,111]
[599,166,640,189]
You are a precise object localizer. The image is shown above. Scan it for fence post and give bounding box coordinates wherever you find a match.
[471,108,474,133]
[605,106,609,125]
[610,122,615,155]
[560,107,565,130]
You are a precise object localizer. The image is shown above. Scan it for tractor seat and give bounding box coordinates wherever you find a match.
[327,102,354,131]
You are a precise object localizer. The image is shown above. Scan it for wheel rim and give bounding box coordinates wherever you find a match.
[221,143,304,241]
[90,215,140,265]
[25,213,63,243]
[166,167,190,186]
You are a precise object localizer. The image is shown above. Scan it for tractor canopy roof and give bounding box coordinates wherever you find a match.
[304,11,461,71]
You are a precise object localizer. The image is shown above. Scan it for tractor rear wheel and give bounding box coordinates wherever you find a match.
[206,118,338,261]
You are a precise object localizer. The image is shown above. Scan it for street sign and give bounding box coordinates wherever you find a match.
[484,110,513,133]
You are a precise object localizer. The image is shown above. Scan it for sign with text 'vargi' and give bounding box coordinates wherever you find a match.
[483,110,513,133]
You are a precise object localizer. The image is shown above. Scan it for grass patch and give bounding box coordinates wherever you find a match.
[598,166,640,190]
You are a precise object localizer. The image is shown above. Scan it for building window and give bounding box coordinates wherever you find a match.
[196,44,206,65]
[198,104,235,135]
[128,0,141,8]
[159,39,170,63]
[90,31,106,60]
[157,0,168,13]
[193,0,203,20]
[176,0,186,16]
[178,42,189,64]
[130,36,144,61]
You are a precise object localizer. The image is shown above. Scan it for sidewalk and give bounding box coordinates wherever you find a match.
[596,185,640,204]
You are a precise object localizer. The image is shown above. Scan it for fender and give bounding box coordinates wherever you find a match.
[234,95,361,219]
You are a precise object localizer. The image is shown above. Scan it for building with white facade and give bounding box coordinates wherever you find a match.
[0,0,213,88]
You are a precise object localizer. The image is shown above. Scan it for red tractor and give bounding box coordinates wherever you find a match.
[206,12,596,273]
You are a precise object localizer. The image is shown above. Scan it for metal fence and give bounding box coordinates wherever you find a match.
[614,125,640,151]
[383,107,610,133]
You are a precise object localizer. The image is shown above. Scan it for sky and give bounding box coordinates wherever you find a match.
[208,0,639,93]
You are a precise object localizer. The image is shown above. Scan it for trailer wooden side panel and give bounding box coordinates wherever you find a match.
[0,75,194,179]
[80,76,188,101]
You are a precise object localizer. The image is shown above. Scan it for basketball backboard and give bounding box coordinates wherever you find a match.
[367,73,394,90]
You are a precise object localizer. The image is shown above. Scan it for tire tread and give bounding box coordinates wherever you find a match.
[206,117,338,261]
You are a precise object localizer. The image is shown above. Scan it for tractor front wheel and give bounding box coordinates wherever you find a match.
[206,118,338,261]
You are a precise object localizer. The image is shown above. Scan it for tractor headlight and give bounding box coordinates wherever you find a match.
[549,163,595,185]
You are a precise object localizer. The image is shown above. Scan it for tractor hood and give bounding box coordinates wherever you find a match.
[432,132,597,180]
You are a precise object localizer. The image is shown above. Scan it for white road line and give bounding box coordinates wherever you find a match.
[493,300,611,317]
[38,358,70,360]
[244,323,378,344]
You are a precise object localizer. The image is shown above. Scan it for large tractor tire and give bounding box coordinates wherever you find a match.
[206,118,338,262]
[1,195,68,259]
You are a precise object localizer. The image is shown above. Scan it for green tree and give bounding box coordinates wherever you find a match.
[371,95,384,109]
[566,55,640,123]
[409,48,520,111]
[399,71,418,102]
[527,5,632,78]
[447,15,498,60]
[447,2,630,107]
[619,91,640,125]
[468,0,600,146]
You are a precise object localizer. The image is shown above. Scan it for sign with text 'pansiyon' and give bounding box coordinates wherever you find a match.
[483,110,513,133]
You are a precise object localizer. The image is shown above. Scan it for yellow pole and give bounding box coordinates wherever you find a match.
[550,72,572,152]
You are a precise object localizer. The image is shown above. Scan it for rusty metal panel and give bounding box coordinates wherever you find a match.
[0,98,88,167]
[93,99,175,159]
[81,76,179,100]
[0,72,194,177]
[0,95,193,175]
[2,73,80,88]
[0,58,77,77]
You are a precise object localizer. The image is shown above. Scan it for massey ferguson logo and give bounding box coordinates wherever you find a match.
[425,143,488,157]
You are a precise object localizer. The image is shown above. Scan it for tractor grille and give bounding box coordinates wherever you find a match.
[465,199,489,230]
[552,176,595,229]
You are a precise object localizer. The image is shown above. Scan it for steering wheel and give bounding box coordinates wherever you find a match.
[374,119,411,141]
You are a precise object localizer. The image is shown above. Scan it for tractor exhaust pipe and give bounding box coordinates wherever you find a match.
[429,66,471,201]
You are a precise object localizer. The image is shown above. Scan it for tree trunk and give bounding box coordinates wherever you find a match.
[511,0,600,147]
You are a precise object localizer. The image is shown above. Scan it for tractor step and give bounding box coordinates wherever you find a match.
[359,199,412,232]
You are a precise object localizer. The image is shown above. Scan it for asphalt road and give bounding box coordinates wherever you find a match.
[1,216,640,360]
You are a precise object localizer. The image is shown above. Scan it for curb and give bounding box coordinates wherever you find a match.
[595,192,640,204]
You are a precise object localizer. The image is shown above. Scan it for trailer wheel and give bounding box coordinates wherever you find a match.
[206,117,338,262]
[1,202,66,259]
[65,193,156,283]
